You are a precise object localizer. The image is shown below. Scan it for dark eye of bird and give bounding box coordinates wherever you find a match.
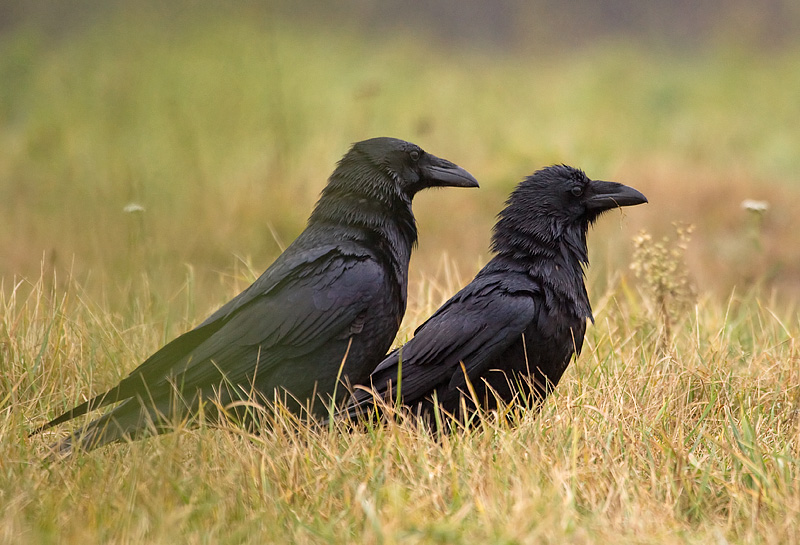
[571,186,584,197]
[409,150,420,161]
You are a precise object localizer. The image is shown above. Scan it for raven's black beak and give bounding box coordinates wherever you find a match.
[420,154,479,188]
[585,180,648,213]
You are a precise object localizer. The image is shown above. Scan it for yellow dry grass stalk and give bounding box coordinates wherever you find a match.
[2,262,799,544]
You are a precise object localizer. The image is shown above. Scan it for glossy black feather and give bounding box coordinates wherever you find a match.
[347,165,647,421]
[32,137,478,454]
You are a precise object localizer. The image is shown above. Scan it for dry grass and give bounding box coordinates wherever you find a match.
[2,265,800,544]
[2,5,800,544]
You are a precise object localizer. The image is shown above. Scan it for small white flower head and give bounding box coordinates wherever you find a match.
[741,199,769,213]
[123,202,146,214]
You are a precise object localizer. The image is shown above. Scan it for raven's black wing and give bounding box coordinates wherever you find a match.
[356,274,539,409]
[35,241,383,433]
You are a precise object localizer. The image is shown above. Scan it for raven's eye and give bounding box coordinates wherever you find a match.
[571,186,584,197]
[409,149,420,161]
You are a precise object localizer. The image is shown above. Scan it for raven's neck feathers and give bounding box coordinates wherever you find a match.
[307,156,418,283]
[490,206,593,320]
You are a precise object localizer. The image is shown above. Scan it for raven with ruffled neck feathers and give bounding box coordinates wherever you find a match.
[33,137,478,454]
[348,165,646,421]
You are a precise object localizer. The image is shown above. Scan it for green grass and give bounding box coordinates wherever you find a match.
[2,6,800,544]
[3,7,800,303]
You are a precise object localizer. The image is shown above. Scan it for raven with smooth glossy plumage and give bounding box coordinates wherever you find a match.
[32,137,478,453]
[347,165,646,422]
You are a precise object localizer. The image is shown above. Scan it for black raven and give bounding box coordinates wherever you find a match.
[347,165,646,422]
[32,137,478,453]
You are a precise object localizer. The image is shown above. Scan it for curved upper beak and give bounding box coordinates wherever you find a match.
[585,180,648,213]
[420,153,479,189]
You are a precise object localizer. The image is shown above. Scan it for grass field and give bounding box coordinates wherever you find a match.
[2,6,800,544]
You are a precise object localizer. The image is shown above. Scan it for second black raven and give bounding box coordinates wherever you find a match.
[32,137,478,454]
[347,165,646,422]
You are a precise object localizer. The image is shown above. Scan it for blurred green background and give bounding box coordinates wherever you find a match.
[1,0,799,316]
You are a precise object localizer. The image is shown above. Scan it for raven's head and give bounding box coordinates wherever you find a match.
[346,137,479,197]
[492,165,647,258]
[310,138,478,253]
[516,164,646,223]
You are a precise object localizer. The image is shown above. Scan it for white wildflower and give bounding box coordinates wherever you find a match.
[740,199,769,213]
[123,203,145,213]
